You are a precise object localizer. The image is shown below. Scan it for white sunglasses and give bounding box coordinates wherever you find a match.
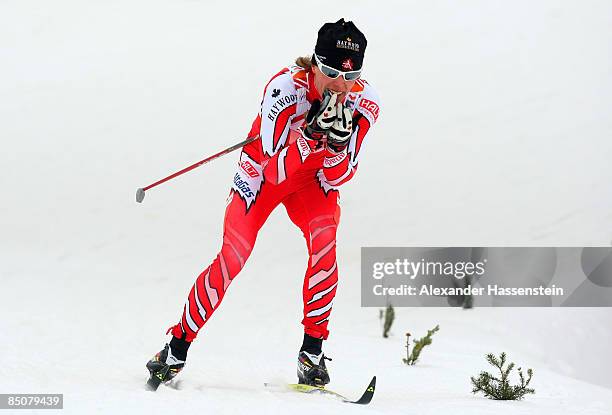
[314,54,361,81]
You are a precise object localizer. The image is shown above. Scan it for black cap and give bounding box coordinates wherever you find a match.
[314,18,367,72]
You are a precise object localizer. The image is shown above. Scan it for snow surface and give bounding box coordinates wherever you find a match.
[1,1,612,414]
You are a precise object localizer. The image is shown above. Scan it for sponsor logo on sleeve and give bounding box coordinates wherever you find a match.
[297,136,311,161]
[358,98,379,122]
[267,93,298,121]
[323,151,347,168]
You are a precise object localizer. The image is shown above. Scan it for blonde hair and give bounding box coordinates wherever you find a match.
[295,55,313,70]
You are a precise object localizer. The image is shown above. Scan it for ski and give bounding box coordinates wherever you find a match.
[265,376,376,405]
[145,373,163,391]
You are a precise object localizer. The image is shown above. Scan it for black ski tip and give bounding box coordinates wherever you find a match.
[351,376,376,405]
[145,375,162,391]
[136,188,145,203]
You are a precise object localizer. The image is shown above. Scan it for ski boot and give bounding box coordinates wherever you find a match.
[146,343,185,391]
[297,351,331,387]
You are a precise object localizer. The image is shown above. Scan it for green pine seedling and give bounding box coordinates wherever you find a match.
[383,304,395,338]
[471,352,535,400]
[403,325,439,365]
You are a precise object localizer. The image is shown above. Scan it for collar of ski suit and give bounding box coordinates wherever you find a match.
[306,68,322,103]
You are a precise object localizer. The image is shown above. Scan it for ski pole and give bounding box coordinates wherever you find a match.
[136,135,258,203]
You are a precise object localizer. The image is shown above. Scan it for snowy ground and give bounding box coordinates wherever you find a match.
[1,1,611,414]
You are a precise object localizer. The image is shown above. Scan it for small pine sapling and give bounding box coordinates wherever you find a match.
[403,325,439,365]
[471,352,535,400]
[404,332,411,362]
[382,304,395,338]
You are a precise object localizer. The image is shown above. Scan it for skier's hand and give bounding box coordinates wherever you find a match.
[303,90,338,141]
[327,102,353,152]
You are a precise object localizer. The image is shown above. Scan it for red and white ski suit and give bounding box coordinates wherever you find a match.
[168,64,380,341]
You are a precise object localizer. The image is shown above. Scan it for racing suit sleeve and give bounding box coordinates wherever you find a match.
[320,90,381,187]
[257,69,325,185]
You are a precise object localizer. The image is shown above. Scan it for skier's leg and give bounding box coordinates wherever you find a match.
[283,185,341,341]
[146,158,287,389]
[167,188,278,343]
[283,184,340,386]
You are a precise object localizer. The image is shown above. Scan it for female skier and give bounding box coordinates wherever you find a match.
[146,18,381,390]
